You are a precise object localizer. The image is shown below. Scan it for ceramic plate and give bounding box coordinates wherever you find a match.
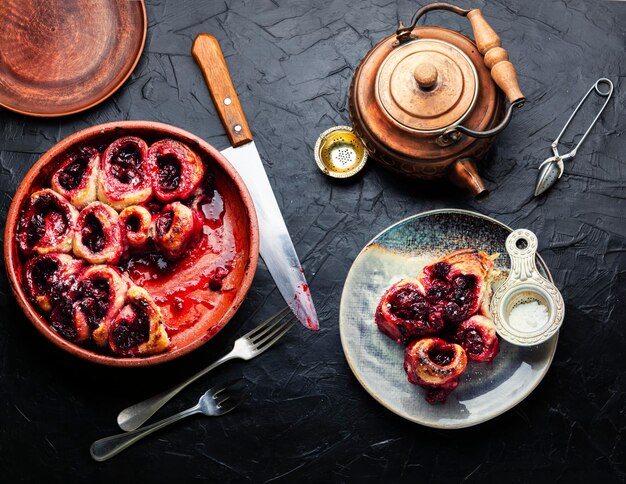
[339,209,558,428]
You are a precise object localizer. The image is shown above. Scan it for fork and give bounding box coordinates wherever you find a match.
[117,307,296,431]
[91,380,246,462]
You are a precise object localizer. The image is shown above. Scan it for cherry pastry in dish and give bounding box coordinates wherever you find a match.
[418,248,495,321]
[17,135,233,358]
[404,338,468,404]
[152,201,203,259]
[375,278,443,345]
[147,139,205,202]
[119,205,152,250]
[72,265,129,347]
[50,146,100,209]
[73,202,125,264]
[454,314,499,363]
[375,248,500,403]
[23,253,85,313]
[109,286,169,356]
[17,189,78,256]
[97,136,152,210]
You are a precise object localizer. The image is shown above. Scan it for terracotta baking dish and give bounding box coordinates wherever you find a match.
[4,121,259,366]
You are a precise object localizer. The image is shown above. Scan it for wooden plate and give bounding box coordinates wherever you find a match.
[0,0,147,117]
[4,121,259,367]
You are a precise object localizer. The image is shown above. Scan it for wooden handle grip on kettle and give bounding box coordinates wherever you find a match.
[192,33,253,147]
[467,9,525,104]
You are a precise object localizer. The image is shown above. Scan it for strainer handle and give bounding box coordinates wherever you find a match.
[395,3,525,104]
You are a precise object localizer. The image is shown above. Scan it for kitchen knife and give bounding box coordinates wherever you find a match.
[192,33,319,330]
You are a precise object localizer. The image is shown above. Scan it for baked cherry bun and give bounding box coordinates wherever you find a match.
[152,201,203,259]
[454,314,499,363]
[50,146,100,209]
[375,279,444,345]
[147,139,205,202]
[109,286,169,356]
[72,265,129,347]
[23,253,85,313]
[49,299,89,343]
[73,202,125,264]
[419,249,495,323]
[404,337,468,404]
[119,205,152,250]
[17,189,79,256]
[97,136,152,210]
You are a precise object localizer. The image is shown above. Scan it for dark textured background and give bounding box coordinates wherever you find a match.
[1,0,625,482]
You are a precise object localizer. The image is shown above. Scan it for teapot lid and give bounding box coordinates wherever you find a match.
[376,39,478,133]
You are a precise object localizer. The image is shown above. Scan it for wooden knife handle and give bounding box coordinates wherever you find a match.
[192,33,253,147]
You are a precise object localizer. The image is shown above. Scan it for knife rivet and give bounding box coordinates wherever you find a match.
[234,124,242,133]
[224,97,232,106]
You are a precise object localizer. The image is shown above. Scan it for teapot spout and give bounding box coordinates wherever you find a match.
[449,158,488,198]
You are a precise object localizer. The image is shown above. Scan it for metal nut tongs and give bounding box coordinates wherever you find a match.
[534,78,613,196]
[490,229,565,346]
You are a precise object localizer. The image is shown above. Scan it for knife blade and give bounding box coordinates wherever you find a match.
[192,33,319,330]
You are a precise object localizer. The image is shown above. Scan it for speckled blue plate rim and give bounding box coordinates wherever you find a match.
[339,208,559,429]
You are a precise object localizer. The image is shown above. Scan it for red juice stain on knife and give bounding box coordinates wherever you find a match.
[294,282,318,330]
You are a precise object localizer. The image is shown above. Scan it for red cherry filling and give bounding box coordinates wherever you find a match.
[428,346,454,366]
[30,257,58,291]
[208,266,229,291]
[82,212,106,254]
[17,189,77,256]
[111,304,150,351]
[454,315,499,363]
[462,329,483,356]
[423,267,478,324]
[50,300,85,342]
[20,136,223,357]
[74,278,111,331]
[155,210,173,236]
[125,214,141,232]
[390,287,430,321]
[375,280,445,344]
[157,154,181,192]
[56,151,90,191]
[111,144,144,185]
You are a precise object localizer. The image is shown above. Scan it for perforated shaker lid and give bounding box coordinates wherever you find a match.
[314,126,367,178]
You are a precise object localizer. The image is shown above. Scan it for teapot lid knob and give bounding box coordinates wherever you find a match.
[413,62,438,89]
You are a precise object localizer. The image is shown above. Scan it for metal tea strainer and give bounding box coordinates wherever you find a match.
[534,78,614,196]
[314,126,367,178]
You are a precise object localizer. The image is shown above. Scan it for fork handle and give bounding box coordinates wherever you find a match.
[91,406,200,461]
[117,352,237,431]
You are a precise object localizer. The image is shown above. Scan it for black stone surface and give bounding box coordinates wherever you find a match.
[1,0,625,481]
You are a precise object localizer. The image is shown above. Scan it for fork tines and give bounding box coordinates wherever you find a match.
[244,307,297,349]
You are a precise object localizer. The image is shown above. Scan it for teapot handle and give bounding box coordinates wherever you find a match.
[396,3,526,105]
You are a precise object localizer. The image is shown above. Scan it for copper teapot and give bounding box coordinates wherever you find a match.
[348,2,525,196]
